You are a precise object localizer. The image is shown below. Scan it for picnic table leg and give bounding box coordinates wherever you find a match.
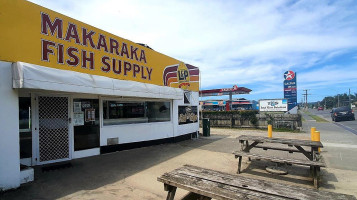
[164,184,177,200]
[240,140,245,151]
[237,156,242,174]
[313,166,320,189]
[312,147,321,161]
[310,166,313,176]
[245,141,252,161]
[311,146,321,189]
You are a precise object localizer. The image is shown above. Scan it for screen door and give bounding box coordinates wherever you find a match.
[37,96,70,164]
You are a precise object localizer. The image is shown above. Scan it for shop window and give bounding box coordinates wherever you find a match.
[147,102,170,122]
[184,92,191,104]
[19,97,32,159]
[73,99,100,151]
[103,101,171,125]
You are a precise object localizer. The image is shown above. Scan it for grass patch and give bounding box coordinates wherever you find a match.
[303,110,329,122]
[271,127,301,133]
[309,115,329,122]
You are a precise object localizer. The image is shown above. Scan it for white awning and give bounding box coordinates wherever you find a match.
[12,62,183,100]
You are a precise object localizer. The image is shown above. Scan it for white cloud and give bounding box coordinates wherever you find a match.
[29,0,357,101]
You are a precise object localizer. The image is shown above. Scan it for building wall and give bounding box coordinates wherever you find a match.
[0,61,20,191]
[100,92,200,145]
[174,91,199,137]
[0,60,199,190]
[100,121,174,146]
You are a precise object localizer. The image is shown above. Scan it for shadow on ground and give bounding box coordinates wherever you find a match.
[1,136,228,200]
[238,159,337,190]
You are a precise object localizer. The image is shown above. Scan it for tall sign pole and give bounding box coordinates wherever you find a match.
[284,71,297,113]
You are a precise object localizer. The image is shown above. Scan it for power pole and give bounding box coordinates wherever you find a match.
[349,88,351,108]
[303,89,309,109]
[338,94,340,107]
[324,100,326,110]
[301,97,304,109]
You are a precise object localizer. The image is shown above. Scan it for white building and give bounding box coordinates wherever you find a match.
[0,0,199,191]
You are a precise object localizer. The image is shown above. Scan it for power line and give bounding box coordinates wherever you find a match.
[302,89,311,109]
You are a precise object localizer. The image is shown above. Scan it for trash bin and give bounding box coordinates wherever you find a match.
[202,118,210,137]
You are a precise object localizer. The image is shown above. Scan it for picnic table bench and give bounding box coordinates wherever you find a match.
[234,135,325,188]
[157,165,355,200]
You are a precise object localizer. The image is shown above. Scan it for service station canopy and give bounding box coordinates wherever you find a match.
[199,85,252,97]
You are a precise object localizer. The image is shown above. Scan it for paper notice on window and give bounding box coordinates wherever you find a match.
[73,112,84,126]
[74,102,82,113]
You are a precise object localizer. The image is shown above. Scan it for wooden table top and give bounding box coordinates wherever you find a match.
[237,135,323,148]
[158,165,354,200]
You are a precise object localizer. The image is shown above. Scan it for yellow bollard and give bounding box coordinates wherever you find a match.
[268,125,272,138]
[314,131,320,142]
[314,131,321,152]
[310,127,316,141]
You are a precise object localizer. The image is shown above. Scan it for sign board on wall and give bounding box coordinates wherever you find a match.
[0,0,199,91]
[85,109,96,122]
[178,106,198,125]
[283,71,297,111]
[259,99,288,112]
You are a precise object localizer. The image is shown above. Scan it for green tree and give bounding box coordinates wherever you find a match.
[321,93,356,108]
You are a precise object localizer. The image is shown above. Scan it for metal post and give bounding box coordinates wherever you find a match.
[229,92,232,111]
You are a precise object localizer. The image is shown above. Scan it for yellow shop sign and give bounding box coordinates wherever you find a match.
[0,0,199,91]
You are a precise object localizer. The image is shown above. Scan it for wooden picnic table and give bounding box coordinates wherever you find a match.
[237,135,323,161]
[157,165,355,200]
[233,135,325,188]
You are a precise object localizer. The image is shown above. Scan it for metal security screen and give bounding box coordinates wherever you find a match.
[38,96,69,162]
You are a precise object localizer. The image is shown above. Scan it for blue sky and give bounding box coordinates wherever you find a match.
[29,0,357,102]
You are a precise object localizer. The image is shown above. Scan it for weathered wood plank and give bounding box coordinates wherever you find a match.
[158,172,287,200]
[243,141,259,152]
[179,165,352,199]
[232,151,325,167]
[158,165,355,200]
[294,145,313,160]
[254,144,304,153]
[237,135,323,147]
[173,168,298,199]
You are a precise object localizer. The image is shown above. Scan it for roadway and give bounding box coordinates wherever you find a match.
[302,108,357,172]
[309,108,357,135]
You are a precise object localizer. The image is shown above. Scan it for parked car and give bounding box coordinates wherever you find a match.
[317,106,324,111]
[331,107,355,122]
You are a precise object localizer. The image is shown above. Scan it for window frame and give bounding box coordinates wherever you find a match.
[100,97,172,127]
